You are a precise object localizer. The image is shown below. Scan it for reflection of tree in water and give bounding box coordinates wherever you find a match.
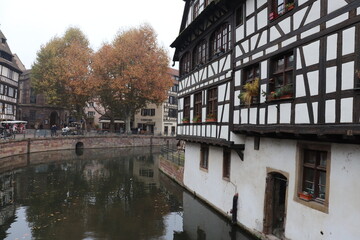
[11,148,172,240]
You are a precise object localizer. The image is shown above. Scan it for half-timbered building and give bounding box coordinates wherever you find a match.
[171,0,360,239]
[0,30,22,121]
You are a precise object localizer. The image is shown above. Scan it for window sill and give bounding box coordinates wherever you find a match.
[200,167,208,172]
[295,196,328,213]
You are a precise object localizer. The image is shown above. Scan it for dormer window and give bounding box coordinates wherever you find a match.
[193,40,207,68]
[210,23,231,58]
[180,52,191,76]
[1,38,5,44]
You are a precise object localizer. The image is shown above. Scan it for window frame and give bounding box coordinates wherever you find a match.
[236,5,244,26]
[183,96,191,121]
[296,143,331,213]
[200,145,209,170]
[269,52,294,100]
[269,0,295,21]
[206,87,217,120]
[210,23,231,58]
[193,92,202,122]
[180,52,191,76]
[223,148,231,180]
[193,40,207,68]
[242,64,260,105]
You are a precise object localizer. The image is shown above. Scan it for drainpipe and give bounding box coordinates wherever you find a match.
[231,193,238,224]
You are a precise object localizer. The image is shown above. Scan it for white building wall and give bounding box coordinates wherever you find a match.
[183,138,360,239]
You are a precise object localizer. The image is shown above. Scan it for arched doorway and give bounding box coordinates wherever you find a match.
[50,111,58,126]
[263,172,288,238]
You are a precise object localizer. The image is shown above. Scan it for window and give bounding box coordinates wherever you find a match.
[169,96,177,105]
[183,96,190,121]
[269,0,295,20]
[171,84,179,92]
[210,23,231,58]
[87,111,95,117]
[168,108,177,118]
[269,52,294,100]
[207,88,217,120]
[193,40,207,67]
[180,52,191,76]
[0,103,4,113]
[0,84,3,95]
[236,5,244,26]
[241,64,260,105]
[298,144,330,212]
[5,104,13,115]
[8,87,14,98]
[141,109,155,116]
[193,92,202,122]
[200,145,209,170]
[30,88,37,104]
[223,148,231,179]
[193,1,200,20]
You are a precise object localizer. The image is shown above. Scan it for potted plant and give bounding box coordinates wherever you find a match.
[206,113,217,122]
[238,78,259,106]
[298,191,313,201]
[286,2,295,11]
[192,115,201,123]
[269,84,293,100]
[182,117,190,123]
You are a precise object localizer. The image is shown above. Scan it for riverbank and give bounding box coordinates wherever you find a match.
[0,135,177,159]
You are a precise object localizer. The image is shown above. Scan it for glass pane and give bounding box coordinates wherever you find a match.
[304,150,316,164]
[319,152,327,167]
[276,58,284,71]
[287,54,294,67]
[285,71,293,85]
[255,67,260,78]
[275,75,284,87]
[318,171,326,199]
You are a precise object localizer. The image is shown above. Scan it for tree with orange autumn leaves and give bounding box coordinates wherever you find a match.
[90,24,173,133]
[32,27,93,122]
[32,24,172,132]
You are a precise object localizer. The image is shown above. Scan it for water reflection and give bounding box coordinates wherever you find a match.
[0,147,256,240]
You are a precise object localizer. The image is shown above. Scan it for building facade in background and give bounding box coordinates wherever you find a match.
[17,67,68,129]
[171,1,360,239]
[0,31,22,121]
[133,68,179,135]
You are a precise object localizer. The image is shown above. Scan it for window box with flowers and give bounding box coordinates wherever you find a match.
[182,117,190,124]
[206,113,217,122]
[268,84,293,100]
[192,115,202,123]
[298,191,313,201]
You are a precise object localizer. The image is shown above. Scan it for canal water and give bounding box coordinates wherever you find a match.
[0,147,257,240]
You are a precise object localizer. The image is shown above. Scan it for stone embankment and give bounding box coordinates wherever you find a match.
[0,135,176,159]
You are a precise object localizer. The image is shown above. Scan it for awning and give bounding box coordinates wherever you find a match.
[99,120,124,124]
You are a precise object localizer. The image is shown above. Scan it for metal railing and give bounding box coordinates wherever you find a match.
[160,145,185,166]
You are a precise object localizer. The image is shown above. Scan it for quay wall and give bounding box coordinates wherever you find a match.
[159,156,184,186]
[0,135,176,159]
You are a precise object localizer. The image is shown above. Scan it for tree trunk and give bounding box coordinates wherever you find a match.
[110,116,115,133]
[125,114,132,134]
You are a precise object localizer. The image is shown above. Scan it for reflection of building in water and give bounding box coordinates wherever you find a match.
[83,161,109,181]
[132,154,160,192]
[0,172,16,235]
[180,191,253,240]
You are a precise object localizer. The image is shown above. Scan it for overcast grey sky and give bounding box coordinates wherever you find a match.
[0,0,185,69]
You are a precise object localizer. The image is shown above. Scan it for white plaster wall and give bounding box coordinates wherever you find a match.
[286,143,360,240]
[327,0,347,14]
[341,62,354,90]
[325,99,336,123]
[183,138,360,240]
[326,67,337,93]
[326,34,337,61]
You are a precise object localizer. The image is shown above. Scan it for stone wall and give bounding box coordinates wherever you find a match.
[0,136,176,159]
[159,156,184,186]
